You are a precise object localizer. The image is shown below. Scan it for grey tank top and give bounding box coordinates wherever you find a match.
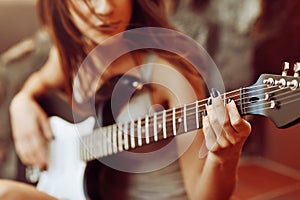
[97,55,188,199]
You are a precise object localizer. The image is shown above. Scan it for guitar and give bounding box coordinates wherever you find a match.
[29,66,300,200]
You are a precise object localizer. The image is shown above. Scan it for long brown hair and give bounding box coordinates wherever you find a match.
[37,0,176,96]
[37,0,206,103]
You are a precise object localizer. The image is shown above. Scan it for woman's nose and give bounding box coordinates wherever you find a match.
[92,0,114,16]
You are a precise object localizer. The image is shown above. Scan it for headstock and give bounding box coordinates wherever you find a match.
[242,62,300,128]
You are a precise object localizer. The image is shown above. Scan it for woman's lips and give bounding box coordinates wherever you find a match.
[96,21,122,32]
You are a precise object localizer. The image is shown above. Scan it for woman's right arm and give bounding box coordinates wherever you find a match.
[9,47,65,169]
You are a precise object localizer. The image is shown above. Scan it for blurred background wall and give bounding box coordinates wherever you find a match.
[0,0,38,53]
[0,0,51,180]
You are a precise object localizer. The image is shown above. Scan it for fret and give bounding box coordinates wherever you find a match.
[107,126,112,155]
[103,128,107,157]
[79,140,83,160]
[90,135,94,159]
[184,104,187,132]
[81,142,85,161]
[163,110,167,139]
[222,93,226,105]
[97,132,101,158]
[91,133,95,160]
[82,137,86,161]
[118,124,123,152]
[124,122,129,150]
[145,115,150,144]
[93,133,97,159]
[172,107,177,136]
[93,132,98,159]
[130,120,135,148]
[240,87,246,115]
[92,134,95,159]
[82,137,88,159]
[87,135,92,161]
[93,131,97,159]
[112,124,118,154]
[196,101,199,129]
[98,129,103,158]
[153,112,158,142]
[137,118,142,146]
[86,135,92,159]
[81,140,85,160]
[94,134,97,159]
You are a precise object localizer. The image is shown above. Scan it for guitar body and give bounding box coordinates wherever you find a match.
[37,116,95,200]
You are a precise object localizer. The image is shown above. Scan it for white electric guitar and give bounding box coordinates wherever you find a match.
[36,116,95,200]
[28,66,300,200]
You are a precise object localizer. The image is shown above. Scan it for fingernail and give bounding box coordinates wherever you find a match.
[227,98,232,104]
[211,88,219,98]
[207,97,212,105]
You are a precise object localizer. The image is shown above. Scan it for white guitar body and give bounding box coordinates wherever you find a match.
[36,116,95,200]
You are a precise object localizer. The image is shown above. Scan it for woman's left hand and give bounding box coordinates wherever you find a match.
[201,88,252,163]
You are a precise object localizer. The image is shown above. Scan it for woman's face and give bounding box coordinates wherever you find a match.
[69,0,133,44]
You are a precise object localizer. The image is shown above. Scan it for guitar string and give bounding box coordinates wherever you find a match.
[83,90,300,160]
[85,97,300,160]
[240,93,300,116]
[121,84,269,122]
[106,84,278,127]
[241,87,295,110]
[86,84,288,137]
[82,89,290,156]
[86,97,300,160]
[241,92,297,113]
[237,81,300,111]
[238,86,293,110]
[146,84,278,120]
[149,84,294,121]
[137,87,298,130]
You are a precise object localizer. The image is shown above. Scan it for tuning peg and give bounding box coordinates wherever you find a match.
[293,62,300,77]
[287,79,299,90]
[282,62,290,76]
[263,77,275,87]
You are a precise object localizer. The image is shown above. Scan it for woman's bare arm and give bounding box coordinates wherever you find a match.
[9,46,66,169]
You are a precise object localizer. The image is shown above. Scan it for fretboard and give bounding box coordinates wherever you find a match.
[80,89,245,161]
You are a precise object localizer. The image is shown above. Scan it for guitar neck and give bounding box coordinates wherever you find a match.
[80,70,300,162]
[80,88,247,162]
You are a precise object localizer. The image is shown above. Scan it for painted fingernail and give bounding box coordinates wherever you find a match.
[211,88,219,98]
[227,98,232,104]
[207,97,212,105]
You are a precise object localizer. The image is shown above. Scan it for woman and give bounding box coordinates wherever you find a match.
[2,0,251,199]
